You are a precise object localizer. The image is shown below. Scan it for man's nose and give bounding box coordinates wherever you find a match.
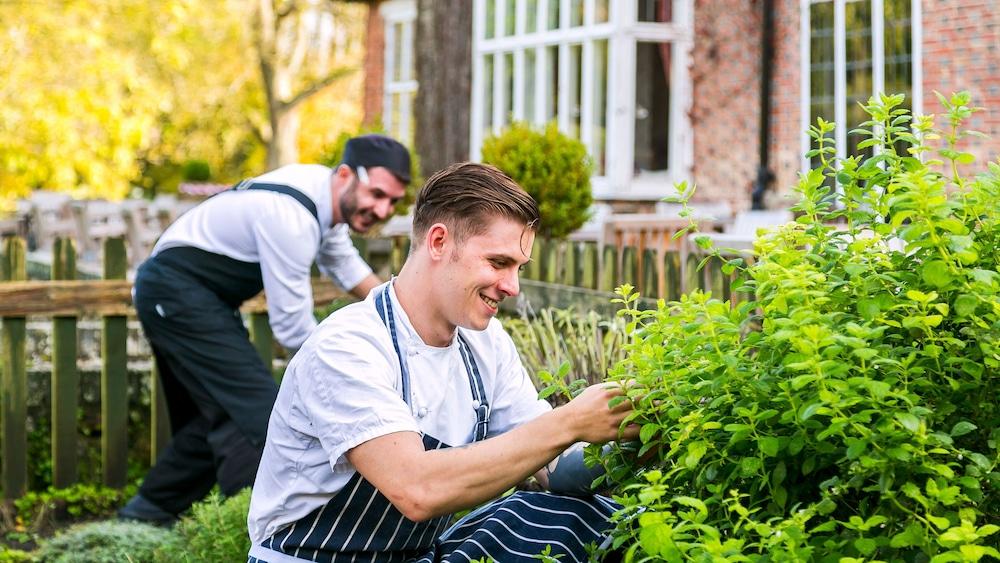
[498,267,520,297]
[374,199,392,219]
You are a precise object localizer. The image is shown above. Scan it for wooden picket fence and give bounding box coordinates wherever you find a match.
[0,234,732,502]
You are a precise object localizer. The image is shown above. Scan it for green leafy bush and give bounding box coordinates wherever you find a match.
[13,484,135,531]
[481,122,593,239]
[181,159,211,182]
[34,520,176,563]
[0,546,33,563]
[601,93,999,560]
[154,488,251,562]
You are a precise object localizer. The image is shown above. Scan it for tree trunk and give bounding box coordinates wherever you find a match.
[414,0,472,178]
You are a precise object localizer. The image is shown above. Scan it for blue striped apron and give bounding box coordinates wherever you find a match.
[251,285,619,562]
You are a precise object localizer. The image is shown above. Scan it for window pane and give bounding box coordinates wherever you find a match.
[570,0,584,27]
[884,0,913,155]
[547,0,560,30]
[483,54,495,135]
[503,52,515,126]
[545,45,559,122]
[391,92,403,140]
[485,0,496,39]
[526,0,538,33]
[845,0,873,160]
[638,0,671,23]
[809,1,835,171]
[525,48,537,122]
[595,0,609,23]
[505,0,516,36]
[634,42,671,174]
[392,22,404,82]
[593,39,608,175]
[569,44,582,138]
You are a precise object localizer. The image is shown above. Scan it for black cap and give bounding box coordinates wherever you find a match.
[340,134,412,184]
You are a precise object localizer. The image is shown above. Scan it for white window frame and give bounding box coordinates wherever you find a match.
[381,0,418,145]
[799,0,922,174]
[471,0,694,201]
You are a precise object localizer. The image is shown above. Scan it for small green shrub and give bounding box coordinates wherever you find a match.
[13,484,135,531]
[154,488,251,562]
[34,520,176,563]
[600,93,999,560]
[0,546,33,563]
[181,159,211,182]
[505,308,628,404]
[481,122,593,240]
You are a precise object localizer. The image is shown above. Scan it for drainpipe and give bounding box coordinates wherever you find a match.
[751,0,775,210]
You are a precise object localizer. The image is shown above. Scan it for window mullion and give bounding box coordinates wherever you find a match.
[799,0,811,175]
[911,0,922,117]
[471,0,487,159]
[383,21,397,134]
[494,50,505,133]
[581,40,595,157]
[834,0,847,165]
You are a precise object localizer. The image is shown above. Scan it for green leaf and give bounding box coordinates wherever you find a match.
[759,436,780,457]
[854,538,877,555]
[922,260,954,288]
[896,412,921,433]
[640,423,659,443]
[684,441,708,469]
[954,294,978,317]
[950,421,977,437]
[890,522,925,548]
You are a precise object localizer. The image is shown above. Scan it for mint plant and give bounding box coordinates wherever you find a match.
[601,93,999,561]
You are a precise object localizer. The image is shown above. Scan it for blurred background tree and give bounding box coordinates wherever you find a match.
[0,0,365,208]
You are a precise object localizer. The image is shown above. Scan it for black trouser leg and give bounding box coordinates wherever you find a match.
[133,261,279,515]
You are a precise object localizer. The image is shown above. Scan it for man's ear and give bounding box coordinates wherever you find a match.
[426,223,449,261]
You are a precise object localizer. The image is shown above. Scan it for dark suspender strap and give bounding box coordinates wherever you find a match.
[375,286,411,405]
[232,181,320,226]
[458,334,491,441]
[375,284,491,440]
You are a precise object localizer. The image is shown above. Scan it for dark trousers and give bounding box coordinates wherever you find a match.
[134,258,279,515]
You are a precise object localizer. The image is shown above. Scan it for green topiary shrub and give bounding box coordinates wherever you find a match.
[481,122,593,240]
[599,93,999,560]
[181,159,212,182]
[154,488,251,562]
[34,520,177,563]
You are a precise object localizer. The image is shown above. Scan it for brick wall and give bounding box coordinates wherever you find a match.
[689,0,762,212]
[768,0,803,207]
[362,1,385,128]
[922,1,1000,168]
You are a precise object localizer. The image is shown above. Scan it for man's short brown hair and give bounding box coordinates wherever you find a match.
[411,162,540,244]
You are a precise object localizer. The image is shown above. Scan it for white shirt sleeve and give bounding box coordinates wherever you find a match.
[482,323,552,437]
[315,225,373,292]
[254,204,322,351]
[299,323,420,468]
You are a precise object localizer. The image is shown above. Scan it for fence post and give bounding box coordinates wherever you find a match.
[150,362,170,465]
[390,236,410,275]
[51,237,79,488]
[599,245,617,292]
[2,237,27,500]
[525,238,542,281]
[663,251,682,301]
[620,246,638,289]
[249,313,275,381]
[684,252,703,292]
[579,242,597,290]
[561,241,580,287]
[542,239,559,284]
[642,248,659,299]
[101,237,128,487]
[707,256,727,300]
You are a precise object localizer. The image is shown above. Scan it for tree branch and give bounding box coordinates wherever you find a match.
[282,65,356,111]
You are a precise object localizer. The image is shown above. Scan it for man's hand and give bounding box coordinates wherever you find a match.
[558,382,640,445]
